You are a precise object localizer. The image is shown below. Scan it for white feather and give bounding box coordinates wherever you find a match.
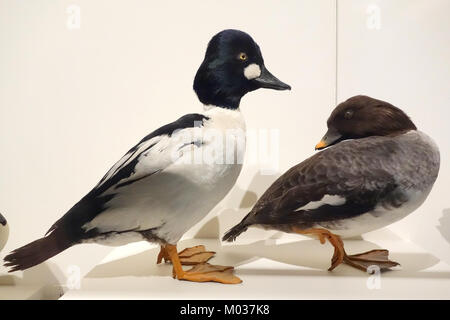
[295,195,346,211]
[244,63,261,80]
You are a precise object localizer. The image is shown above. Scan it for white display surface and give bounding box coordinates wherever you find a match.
[0,286,46,300]
[61,229,450,300]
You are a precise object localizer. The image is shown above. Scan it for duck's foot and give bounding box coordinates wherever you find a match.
[292,227,400,272]
[343,249,400,272]
[179,263,242,284]
[157,245,170,264]
[157,245,215,265]
[164,244,242,284]
[178,245,216,265]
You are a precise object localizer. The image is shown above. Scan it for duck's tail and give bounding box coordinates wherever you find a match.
[4,229,73,272]
[222,219,250,242]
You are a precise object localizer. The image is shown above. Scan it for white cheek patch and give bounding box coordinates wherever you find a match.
[244,63,261,80]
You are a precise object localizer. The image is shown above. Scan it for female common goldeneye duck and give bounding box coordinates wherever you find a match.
[0,213,9,252]
[4,29,290,284]
[223,95,440,272]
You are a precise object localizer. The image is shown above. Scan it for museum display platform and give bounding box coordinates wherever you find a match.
[59,229,450,299]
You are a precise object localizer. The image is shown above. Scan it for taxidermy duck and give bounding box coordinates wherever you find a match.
[223,95,440,272]
[0,213,9,252]
[4,29,290,284]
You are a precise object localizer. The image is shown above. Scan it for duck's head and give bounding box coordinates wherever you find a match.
[315,95,417,150]
[194,29,291,110]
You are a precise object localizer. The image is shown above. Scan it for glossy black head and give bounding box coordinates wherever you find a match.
[315,95,417,150]
[194,29,291,109]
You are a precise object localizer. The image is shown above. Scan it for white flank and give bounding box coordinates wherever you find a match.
[83,231,144,246]
[326,187,433,238]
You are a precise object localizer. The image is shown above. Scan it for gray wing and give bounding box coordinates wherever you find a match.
[245,136,402,226]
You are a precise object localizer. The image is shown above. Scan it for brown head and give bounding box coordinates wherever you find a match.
[315,95,417,150]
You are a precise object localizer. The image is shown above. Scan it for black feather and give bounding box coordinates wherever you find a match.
[4,228,73,272]
[222,221,249,242]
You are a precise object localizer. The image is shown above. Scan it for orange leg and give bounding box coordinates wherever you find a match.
[157,246,170,264]
[156,245,215,265]
[292,227,400,272]
[164,244,242,284]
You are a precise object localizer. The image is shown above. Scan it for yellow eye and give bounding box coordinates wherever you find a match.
[238,53,248,61]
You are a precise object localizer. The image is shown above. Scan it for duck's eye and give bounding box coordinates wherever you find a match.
[238,53,248,61]
[344,110,354,119]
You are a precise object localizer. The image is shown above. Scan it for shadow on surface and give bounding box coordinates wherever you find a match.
[87,236,447,280]
[236,172,282,209]
[0,262,64,299]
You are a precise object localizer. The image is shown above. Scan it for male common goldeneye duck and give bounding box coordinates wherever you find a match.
[223,95,440,272]
[0,213,9,252]
[194,29,290,109]
[4,29,290,284]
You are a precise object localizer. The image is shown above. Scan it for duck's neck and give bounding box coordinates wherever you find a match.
[196,92,242,110]
[202,105,246,132]
[203,104,241,114]
[193,65,245,110]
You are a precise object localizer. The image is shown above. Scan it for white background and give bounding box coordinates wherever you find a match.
[0,0,449,293]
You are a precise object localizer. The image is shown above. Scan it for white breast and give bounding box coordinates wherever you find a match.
[155,107,246,243]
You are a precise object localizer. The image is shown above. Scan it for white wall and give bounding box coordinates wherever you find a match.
[0,0,448,292]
